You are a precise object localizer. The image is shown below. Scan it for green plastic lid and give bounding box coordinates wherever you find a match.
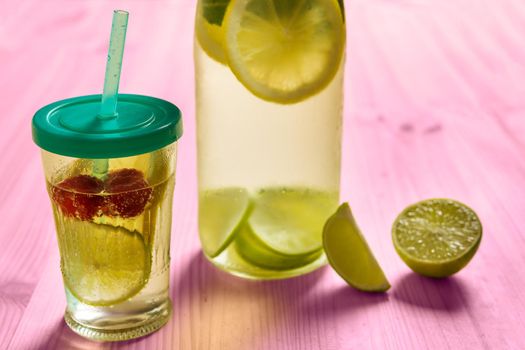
[32,94,183,159]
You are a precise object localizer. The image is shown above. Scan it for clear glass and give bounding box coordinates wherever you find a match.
[194,0,345,279]
[41,143,177,341]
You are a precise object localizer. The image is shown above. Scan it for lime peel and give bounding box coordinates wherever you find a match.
[323,203,390,292]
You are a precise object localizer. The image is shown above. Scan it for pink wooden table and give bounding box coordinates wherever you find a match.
[1,0,525,349]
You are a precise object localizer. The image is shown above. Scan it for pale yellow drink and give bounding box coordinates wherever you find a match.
[40,144,177,341]
[195,0,346,279]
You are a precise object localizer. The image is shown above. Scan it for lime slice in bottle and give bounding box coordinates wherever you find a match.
[223,0,345,103]
[58,220,149,306]
[249,188,336,255]
[199,187,251,258]
[235,223,323,270]
[195,0,231,63]
[392,198,482,278]
[323,203,390,292]
[235,188,336,269]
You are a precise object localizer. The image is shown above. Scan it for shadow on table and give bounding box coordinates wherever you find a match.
[170,252,330,348]
[38,316,166,349]
[170,252,388,349]
[36,253,393,349]
[172,251,326,303]
[299,283,389,321]
[34,320,110,350]
[392,273,469,312]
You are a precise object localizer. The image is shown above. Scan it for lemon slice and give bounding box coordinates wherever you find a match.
[392,199,482,278]
[223,0,345,103]
[58,220,149,306]
[323,203,390,292]
[199,188,251,257]
[195,0,230,63]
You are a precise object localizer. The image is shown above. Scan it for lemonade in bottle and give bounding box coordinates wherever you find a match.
[195,0,346,279]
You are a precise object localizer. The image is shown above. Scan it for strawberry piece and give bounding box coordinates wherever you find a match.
[104,168,152,218]
[51,175,104,220]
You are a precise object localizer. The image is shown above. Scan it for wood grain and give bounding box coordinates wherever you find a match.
[1,0,525,349]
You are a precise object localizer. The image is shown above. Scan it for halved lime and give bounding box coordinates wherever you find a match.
[223,0,345,103]
[392,198,482,278]
[58,220,149,306]
[323,203,390,292]
[199,188,251,257]
[195,0,230,63]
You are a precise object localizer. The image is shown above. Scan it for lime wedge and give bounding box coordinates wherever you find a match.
[92,214,145,237]
[247,188,337,256]
[223,0,345,103]
[199,188,251,257]
[201,0,230,25]
[234,188,335,270]
[196,0,230,63]
[323,203,390,292]
[235,223,322,270]
[392,198,482,278]
[58,220,149,306]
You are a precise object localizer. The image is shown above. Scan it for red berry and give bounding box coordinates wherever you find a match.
[104,169,152,218]
[51,175,104,220]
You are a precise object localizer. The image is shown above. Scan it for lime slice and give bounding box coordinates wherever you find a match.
[247,188,337,256]
[223,0,345,103]
[58,220,149,306]
[392,198,482,278]
[235,223,322,270]
[196,0,230,63]
[201,0,230,25]
[199,188,251,257]
[323,203,390,292]
[92,214,145,237]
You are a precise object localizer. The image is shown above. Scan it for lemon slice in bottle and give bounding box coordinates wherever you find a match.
[223,0,345,103]
[199,187,251,257]
[59,220,150,306]
[392,198,482,278]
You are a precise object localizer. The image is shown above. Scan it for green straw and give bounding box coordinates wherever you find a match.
[94,10,129,177]
[99,10,129,118]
